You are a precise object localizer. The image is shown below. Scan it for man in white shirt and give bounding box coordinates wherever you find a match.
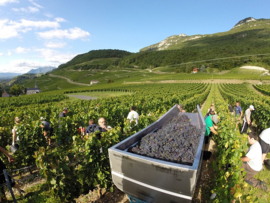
[240,105,255,134]
[240,132,267,191]
[259,128,270,163]
[127,106,139,125]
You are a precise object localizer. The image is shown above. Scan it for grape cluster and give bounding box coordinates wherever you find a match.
[130,114,201,165]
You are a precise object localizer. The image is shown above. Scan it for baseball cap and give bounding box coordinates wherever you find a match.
[249,105,255,110]
[63,107,68,111]
[40,117,44,120]
[212,115,219,124]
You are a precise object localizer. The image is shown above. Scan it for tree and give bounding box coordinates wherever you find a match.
[200,65,206,72]
[10,84,23,96]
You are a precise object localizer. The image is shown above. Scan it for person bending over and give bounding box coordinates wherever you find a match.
[240,132,267,191]
[241,105,254,134]
[40,117,53,146]
[205,114,219,144]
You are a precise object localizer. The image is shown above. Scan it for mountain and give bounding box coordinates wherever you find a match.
[27,67,56,74]
[0,72,21,79]
[140,17,270,52]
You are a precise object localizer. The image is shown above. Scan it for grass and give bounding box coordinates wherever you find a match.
[12,183,61,203]
[201,84,214,116]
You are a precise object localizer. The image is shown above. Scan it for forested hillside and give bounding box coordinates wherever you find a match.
[57,49,132,70]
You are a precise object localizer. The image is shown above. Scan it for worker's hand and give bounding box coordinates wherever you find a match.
[238,117,241,121]
[248,122,251,125]
[8,156,15,162]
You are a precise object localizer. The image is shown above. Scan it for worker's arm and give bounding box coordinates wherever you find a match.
[246,114,251,125]
[0,147,14,162]
[238,111,243,121]
[209,126,218,135]
[241,156,251,162]
[12,127,16,145]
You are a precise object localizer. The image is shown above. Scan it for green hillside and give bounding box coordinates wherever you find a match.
[57,49,132,70]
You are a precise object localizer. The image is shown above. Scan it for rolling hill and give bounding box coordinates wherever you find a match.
[14,17,270,92]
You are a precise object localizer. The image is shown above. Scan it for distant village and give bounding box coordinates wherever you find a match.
[1,82,40,97]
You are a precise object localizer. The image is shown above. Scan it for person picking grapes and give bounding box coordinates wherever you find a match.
[40,117,53,147]
[240,105,255,134]
[240,132,268,191]
[0,146,25,202]
[177,104,185,113]
[98,117,112,132]
[127,106,139,125]
[204,114,219,144]
[234,101,243,131]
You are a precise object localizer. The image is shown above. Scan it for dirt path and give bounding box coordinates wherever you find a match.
[68,95,97,100]
[125,79,269,84]
[49,74,90,86]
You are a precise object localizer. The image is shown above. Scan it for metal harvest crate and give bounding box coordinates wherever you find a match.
[109,105,206,203]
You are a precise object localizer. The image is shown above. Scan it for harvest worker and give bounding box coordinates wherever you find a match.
[127,106,139,125]
[59,107,68,118]
[204,114,219,144]
[40,117,52,146]
[98,117,112,132]
[240,132,267,191]
[205,104,214,120]
[86,119,100,135]
[177,104,186,113]
[258,128,270,164]
[235,101,243,131]
[58,107,68,128]
[0,146,25,202]
[240,105,255,134]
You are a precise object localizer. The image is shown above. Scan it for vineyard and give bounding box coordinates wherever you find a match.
[0,82,270,202]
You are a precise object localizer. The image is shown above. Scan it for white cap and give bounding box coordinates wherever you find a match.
[40,117,44,120]
[249,105,255,110]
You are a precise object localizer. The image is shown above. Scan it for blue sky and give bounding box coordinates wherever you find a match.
[0,0,269,73]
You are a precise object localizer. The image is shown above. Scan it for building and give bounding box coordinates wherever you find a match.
[26,82,40,95]
[90,80,99,85]
[2,91,9,97]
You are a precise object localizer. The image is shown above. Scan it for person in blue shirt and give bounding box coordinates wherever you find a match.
[235,101,243,131]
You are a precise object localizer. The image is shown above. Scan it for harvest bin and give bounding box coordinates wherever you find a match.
[108,105,206,203]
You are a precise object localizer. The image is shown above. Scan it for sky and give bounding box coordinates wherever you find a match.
[0,0,270,74]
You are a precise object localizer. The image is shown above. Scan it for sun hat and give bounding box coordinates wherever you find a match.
[212,115,219,124]
[249,105,255,110]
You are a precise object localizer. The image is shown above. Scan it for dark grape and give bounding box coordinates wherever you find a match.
[129,114,201,165]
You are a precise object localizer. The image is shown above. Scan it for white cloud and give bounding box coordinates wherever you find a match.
[12,6,39,13]
[55,17,66,22]
[8,51,11,55]
[15,47,29,53]
[28,0,42,8]
[35,48,75,64]
[0,60,55,73]
[0,19,60,39]
[37,27,90,40]
[45,41,66,48]
[44,13,53,18]
[0,53,3,56]
[0,0,18,6]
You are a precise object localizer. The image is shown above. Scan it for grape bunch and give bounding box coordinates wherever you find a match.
[130,114,202,165]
